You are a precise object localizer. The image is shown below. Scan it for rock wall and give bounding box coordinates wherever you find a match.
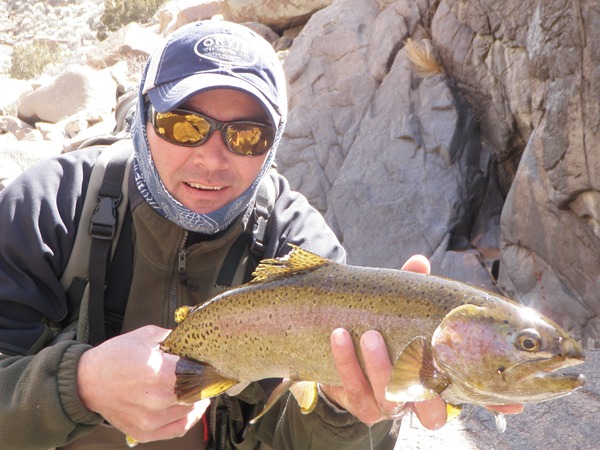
[278,0,600,349]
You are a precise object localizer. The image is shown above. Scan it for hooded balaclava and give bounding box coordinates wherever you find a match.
[131,20,287,234]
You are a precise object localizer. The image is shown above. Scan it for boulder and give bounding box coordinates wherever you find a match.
[223,0,332,31]
[0,116,40,141]
[86,22,164,70]
[277,0,498,289]
[17,65,117,124]
[156,0,224,35]
[427,0,600,347]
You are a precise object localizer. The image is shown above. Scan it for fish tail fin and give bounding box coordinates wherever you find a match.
[175,358,238,403]
[385,336,450,402]
[249,379,318,425]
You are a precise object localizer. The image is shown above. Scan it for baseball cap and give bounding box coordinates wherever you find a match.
[142,20,286,129]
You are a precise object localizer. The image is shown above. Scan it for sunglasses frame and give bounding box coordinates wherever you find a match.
[147,103,274,157]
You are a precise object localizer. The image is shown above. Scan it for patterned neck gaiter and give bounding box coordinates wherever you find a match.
[131,71,282,234]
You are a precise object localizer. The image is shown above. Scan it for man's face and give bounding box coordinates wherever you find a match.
[147,88,271,214]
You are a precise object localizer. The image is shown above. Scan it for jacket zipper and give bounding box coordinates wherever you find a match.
[168,231,188,328]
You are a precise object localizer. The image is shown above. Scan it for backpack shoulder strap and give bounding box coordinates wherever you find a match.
[60,140,134,344]
[215,170,277,288]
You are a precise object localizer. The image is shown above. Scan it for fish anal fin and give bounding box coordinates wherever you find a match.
[250,379,293,424]
[386,336,450,403]
[250,245,329,283]
[174,358,238,404]
[446,403,462,422]
[289,381,318,414]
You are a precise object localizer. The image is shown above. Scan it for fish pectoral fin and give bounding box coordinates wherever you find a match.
[174,358,238,404]
[249,379,294,425]
[250,245,329,283]
[173,305,193,324]
[385,336,450,403]
[289,381,318,414]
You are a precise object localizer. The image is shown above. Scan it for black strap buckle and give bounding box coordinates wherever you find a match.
[89,195,121,240]
[250,215,267,255]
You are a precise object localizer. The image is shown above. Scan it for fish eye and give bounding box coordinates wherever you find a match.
[516,328,542,352]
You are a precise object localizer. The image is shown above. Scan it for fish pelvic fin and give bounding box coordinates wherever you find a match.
[249,379,318,425]
[385,336,451,403]
[250,379,294,425]
[250,245,329,283]
[290,381,318,414]
[175,358,238,403]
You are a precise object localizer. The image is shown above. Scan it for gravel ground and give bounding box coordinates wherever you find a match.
[0,0,104,76]
[394,350,599,449]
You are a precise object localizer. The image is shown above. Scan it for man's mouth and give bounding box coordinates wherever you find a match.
[186,182,225,191]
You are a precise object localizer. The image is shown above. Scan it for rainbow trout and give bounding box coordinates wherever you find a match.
[162,246,585,423]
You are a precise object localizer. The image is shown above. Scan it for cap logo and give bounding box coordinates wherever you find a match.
[194,33,258,66]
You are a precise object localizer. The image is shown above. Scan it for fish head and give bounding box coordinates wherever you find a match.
[431,302,585,405]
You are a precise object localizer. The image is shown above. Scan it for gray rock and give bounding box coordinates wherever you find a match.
[86,23,163,70]
[223,0,332,31]
[156,0,224,35]
[18,65,117,123]
[277,0,497,289]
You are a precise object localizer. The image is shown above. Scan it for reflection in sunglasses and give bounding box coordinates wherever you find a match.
[172,121,205,144]
[149,104,275,156]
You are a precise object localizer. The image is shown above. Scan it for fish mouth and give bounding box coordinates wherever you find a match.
[503,355,585,388]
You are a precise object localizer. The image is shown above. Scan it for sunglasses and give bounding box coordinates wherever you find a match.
[148,104,275,156]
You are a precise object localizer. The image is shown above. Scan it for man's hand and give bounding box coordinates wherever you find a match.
[77,325,209,443]
[320,255,523,429]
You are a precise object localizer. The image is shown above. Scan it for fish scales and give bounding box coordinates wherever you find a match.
[162,246,584,415]
[166,254,526,386]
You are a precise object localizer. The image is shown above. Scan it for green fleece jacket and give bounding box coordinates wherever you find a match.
[0,147,394,449]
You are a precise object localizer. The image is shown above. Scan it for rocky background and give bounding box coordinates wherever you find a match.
[1,0,599,448]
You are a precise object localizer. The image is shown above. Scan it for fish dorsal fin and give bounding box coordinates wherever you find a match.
[250,245,330,283]
[174,358,238,404]
[386,336,450,403]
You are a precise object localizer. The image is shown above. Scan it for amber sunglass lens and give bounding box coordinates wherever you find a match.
[156,112,210,145]
[225,125,274,156]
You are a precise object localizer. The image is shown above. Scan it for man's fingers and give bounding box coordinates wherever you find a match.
[360,330,397,414]
[329,328,380,421]
[486,404,524,414]
[330,329,370,395]
[401,255,431,274]
[411,397,447,430]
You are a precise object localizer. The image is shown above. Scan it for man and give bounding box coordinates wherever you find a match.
[0,21,519,449]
